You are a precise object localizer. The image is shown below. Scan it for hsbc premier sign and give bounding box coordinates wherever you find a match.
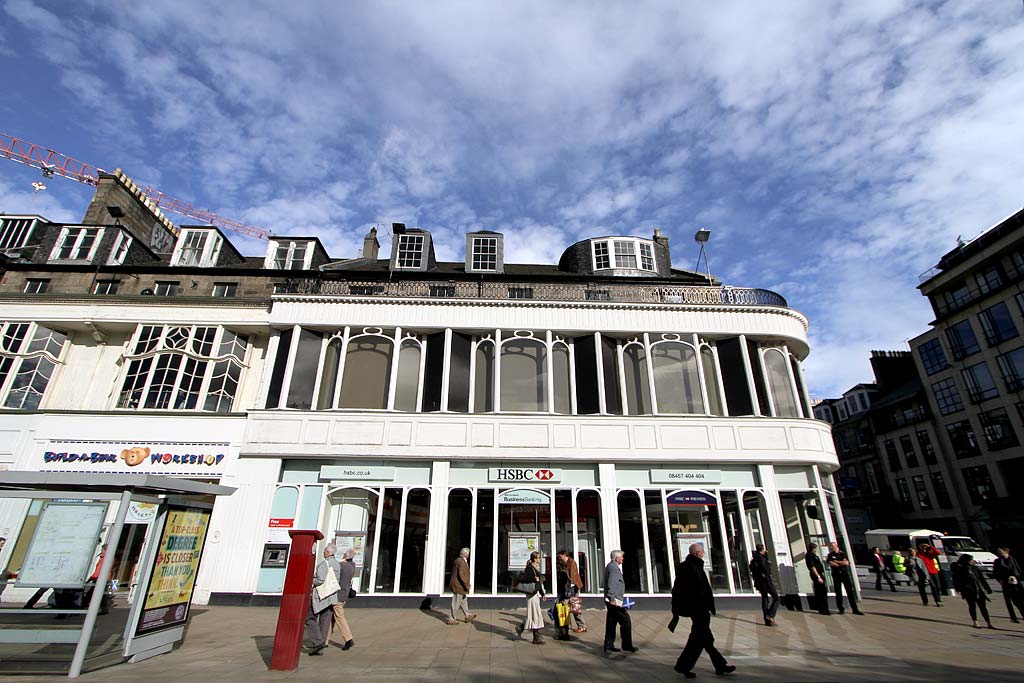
[488,467,562,483]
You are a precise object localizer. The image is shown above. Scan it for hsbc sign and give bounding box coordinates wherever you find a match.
[488,467,562,483]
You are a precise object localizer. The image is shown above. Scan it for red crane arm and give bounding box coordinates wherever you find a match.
[0,132,270,240]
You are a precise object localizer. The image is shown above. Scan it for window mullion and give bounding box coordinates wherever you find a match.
[693,333,710,415]
[386,327,402,411]
[546,330,555,414]
[468,337,477,413]
[332,326,350,409]
[644,333,659,415]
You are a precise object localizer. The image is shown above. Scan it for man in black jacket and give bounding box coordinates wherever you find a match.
[805,542,830,615]
[750,544,780,626]
[671,543,735,679]
[993,547,1024,623]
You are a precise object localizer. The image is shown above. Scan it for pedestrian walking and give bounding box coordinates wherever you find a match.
[805,542,830,615]
[749,544,780,626]
[557,549,587,633]
[331,548,356,650]
[871,547,898,592]
[448,547,477,625]
[603,549,638,653]
[891,550,908,584]
[672,543,735,679]
[514,550,547,644]
[826,541,863,615]
[553,554,573,640]
[993,547,1024,623]
[951,554,995,629]
[306,544,342,656]
[907,548,940,606]
[916,543,944,607]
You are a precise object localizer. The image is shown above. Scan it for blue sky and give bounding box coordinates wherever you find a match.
[1,1,1022,397]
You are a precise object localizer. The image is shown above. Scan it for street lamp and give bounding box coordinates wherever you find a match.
[694,228,712,282]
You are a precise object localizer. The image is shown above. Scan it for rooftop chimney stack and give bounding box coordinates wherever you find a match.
[363,226,380,261]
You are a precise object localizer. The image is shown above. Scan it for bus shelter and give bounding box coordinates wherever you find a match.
[0,473,234,677]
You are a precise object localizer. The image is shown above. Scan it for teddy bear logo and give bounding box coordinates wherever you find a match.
[120,446,150,467]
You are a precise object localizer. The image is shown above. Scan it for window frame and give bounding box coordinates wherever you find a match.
[931,377,964,415]
[153,281,181,297]
[48,226,104,262]
[171,229,223,267]
[94,279,120,295]
[23,278,50,294]
[470,236,498,272]
[0,321,68,410]
[0,217,38,250]
[267,240,313,270]
[917,338,949,375]
[591,238,657,272]
[395,234,425,270]
[107,231,133,266]
[212,282,238,298]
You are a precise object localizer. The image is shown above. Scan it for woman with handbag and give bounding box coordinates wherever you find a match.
[557,549,587,633]
[553,555,573,640]
[514,551,547,644]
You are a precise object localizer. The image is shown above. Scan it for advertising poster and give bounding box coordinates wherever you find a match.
[507,533,542,570]
[333,532,366,570]
[266,517,294,544]
[136,507,211,635]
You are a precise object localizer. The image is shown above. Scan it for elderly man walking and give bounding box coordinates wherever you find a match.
[672,543,735,678]
[306,544,342,656]
[603,550,638,654]
[448,547,477,625]
[331,548,356,650]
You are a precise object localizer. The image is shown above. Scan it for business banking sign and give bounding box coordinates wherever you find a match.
[38,440,235,476]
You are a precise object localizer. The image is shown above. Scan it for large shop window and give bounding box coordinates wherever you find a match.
[702,346,726,416]
[668,490,729,592]
[340,333,394,409]
[445,490,474,590]
[617,491,648,592]
[763,348,800,417]
[623,343,651,415]
[500,336,547,412]
[325,488,379,592]
[399,489,431,593]
[0,321,67,410]
[474,490,495,593]
[474,340,495,412]
[651,340,702,414]
[576,490,604,593]
[118,325,249,412]
[497,488,552,593]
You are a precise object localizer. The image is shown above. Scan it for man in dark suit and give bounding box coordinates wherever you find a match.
[602,550,637,654]
[672,543,735,679]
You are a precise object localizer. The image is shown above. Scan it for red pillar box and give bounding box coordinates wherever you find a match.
[269,529,324,671]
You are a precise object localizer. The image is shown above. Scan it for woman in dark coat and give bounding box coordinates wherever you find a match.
[951,554,995,629]
[553,555,573,640]
[515,551,547,644]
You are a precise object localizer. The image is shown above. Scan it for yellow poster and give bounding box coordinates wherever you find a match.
[136,507,211,634]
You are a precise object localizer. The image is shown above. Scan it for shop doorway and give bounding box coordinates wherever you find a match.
[667,490,724,589]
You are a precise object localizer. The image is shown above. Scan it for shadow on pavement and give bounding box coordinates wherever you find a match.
[251,635,274,668]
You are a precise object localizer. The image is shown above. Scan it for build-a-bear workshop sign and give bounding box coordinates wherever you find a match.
[38,441,235,476]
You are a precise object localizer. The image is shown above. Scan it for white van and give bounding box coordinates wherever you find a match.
[864,529,997,576]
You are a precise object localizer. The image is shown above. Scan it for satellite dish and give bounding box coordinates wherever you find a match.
[140,288,154,296]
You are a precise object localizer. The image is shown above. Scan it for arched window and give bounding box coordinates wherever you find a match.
[701,345,725,416]
[473,339,494,412]
[500,336,547,412]
[764,348,799,417]
[339,332,393,409]
[317,336,342,409]
[622,342,651,415]
[394,338,422,411]
[552,341,572,414]
[651,340,702,414]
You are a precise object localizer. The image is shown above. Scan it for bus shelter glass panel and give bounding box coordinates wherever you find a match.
[575,490,604,593]
[496,489,551,593]
[474,489,494,593]
[779,492,827,594]
[667,490,728,592]
[644,490,672,593]
[325,488,379,592]
[373,488,403,592]
[616,491,648,592]
[721,491,753,592]
[444,489,474,590]
[399,489,430,593]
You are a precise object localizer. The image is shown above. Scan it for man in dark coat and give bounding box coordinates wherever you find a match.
[805,543,830,615]
[826,541,863,615]
[993,547,1024,623]
[749,544,780,626]
[672,543,735,679]
[870,547,898,592]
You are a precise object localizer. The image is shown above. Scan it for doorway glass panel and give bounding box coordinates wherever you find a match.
[399,488,430,593]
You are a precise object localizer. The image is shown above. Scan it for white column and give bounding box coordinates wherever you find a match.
[599,463,618,558]
[256,331,281,409]
[714,491,736,593]
[440,328,453,412]
[637,489,654,593]
[368,487,386,594]
[644,333,659,414]
[756,465,796,593]
[694,333,710,415]
[661,492,675,586]
[546,330,555,414]
[737,335,762,416]
[468,338,478,413]
[494,329,502,413]
[393,487,409,591]
[468,489,478,594]
[595,333,607,414]
[567,339,578,415]
[385,328,403,411]
[424,462,451,594]
[332,326,350,409]
[615,340,628,414]
[491,487,499,594]
[310,332,331,410]
[278,324,303,408]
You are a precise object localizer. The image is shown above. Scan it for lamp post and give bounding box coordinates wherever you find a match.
[694,228,712,282]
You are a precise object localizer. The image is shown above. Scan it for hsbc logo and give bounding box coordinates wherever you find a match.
[488,467,562,483]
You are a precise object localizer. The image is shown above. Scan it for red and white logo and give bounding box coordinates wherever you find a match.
[534,469,554,481]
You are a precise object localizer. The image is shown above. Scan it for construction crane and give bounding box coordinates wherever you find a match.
[0,131,270,240]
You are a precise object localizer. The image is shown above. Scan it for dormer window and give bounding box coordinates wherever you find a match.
[108,231,133,265]
[172,229,222,267]
[471,237,498,271]
[0,217,38,250]
[591,238,657,272]
[269,240,312,270]
[396,234,424,269]
[49,227,103,261]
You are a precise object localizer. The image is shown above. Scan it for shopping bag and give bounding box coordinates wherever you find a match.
[315,563,340,600]
[569,595,583,615]
[556,600,571,627]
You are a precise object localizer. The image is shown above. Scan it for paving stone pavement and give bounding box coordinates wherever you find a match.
[5,588,1024,681]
